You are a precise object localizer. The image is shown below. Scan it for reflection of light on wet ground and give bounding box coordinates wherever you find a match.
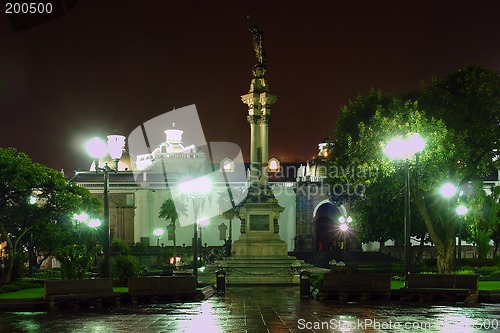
[0,288,499,333]
[173,301,225,333]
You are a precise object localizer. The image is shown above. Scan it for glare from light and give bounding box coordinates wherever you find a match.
[407,133,425,154]
[74,212,89,222]
[384,133,425,160]
[85,137,108,159]
[340,224,349,232]
[179,176,212,196]
[456,205,468,216]
[153,228,164,237]
[440,183,457,198]
[88,218,101,228]
[383,136,406,159]
[198,218,209,227]
[346,216,353,223]
[339,216,346,224]
[29,196,37,205]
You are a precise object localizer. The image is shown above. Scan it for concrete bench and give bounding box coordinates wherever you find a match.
[399,274,479,303]
[318,272,392,301]
[128,276,199,304]
[44,279,121,309]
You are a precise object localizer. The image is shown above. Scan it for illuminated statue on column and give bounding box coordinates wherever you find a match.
[247,17,267,77]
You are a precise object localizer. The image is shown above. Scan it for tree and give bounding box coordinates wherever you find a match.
[0,148,99,284]
[158,198,187,256]
[465,182,500,259]
[419,65,500,175]
[330,65,499,273]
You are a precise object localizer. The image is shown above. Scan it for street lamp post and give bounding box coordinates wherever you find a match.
[198,218,209,259]
[153,228,164,266]
[73,212,89,243]
[339,216,352,262]
[179,176,212,279]
[153,228,164,247]
[85,133,125,278]
[88,218,101,269]
[456,204,468,270]
[384,133,425,288]
[439,183,468,271]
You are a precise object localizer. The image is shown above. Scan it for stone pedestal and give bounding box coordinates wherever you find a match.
[231,188,287,257]
[212,187,307,284]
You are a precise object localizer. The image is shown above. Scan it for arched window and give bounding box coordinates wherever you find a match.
[220,158,234,172]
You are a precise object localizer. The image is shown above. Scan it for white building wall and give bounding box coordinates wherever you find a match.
[132,183,297,251]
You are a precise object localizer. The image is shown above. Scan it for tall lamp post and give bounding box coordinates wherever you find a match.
[198,218,209,254]
[88,218,101,270]
[456,204,468,270]
[153,228,164,247]
[384,133,425,288]
[85,133,125,278]
[338,216,352,262]
[179,176,212,279]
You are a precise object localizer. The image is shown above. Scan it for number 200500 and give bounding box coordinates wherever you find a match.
[5,2,53,14]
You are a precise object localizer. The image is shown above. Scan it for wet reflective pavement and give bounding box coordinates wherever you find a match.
[1,286,499,332]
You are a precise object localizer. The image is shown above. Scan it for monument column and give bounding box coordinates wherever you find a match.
[259,94,276,186]
[231,21,287,257]
[207,20,308,285]
[242,96,262,186]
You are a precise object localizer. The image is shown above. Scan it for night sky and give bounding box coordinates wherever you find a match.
[1,1,500,174]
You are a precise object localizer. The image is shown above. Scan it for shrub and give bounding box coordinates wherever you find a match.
[455,269,475,275]
[112,239,132,256]
[55,244,93,279]
[0,280,41,294]
[131,242,148,255]
[476,266,500,276]
[112,255,140,284]
[310,273,324,289]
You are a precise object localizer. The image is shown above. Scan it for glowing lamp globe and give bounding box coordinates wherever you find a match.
[74,212,89,222]
[439,183,457,198]
[107,133,126,160]
[153,228,164,237]
[88,218,101,228]
[384,133,425,160]
[456,205,468,216]
[85,137,108,159]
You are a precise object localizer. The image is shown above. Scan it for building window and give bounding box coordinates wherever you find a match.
[220,158,234,172]
[268,157,280,172]
[125,194,134,207]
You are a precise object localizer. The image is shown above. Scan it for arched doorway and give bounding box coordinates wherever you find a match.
[314,202,342,252]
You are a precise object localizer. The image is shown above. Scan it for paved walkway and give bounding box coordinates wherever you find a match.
[1,286,499,332]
